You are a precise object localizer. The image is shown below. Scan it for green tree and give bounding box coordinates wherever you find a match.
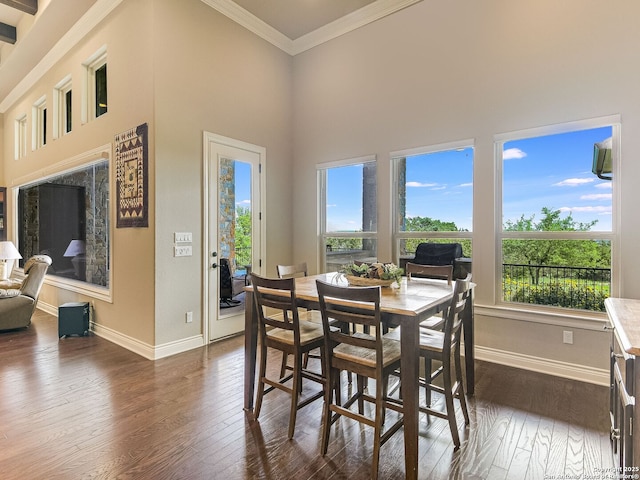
[405,216,460,232]
[502,207,607,284]
[402,216,471,257]
[235,206,252,267]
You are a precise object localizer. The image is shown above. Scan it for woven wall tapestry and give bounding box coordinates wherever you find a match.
[115,123,148,228]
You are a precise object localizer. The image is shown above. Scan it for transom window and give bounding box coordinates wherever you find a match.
[83,47,107,123]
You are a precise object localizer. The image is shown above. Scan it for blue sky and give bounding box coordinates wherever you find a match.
[236,125,613,234]
[503,126,612,232]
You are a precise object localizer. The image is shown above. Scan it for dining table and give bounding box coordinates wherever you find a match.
[243,272,475,480]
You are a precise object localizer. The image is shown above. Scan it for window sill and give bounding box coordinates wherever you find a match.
[475,303,608,331]
[42,273,112,303]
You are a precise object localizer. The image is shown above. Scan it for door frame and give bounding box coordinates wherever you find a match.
[202,131,266,343]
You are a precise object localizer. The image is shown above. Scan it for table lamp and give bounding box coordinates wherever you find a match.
[0,241,22,280]
[64,239,86,280]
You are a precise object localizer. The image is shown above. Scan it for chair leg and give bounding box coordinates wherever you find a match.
[371,375,385,480]
[288,352,303,439]
[321,368,336,455]
[454,347,470,425]
[254,342,269,420]
[280,351,288,379]
[443,355,461,449]
[424,357,433,407]
[357,375,366,415]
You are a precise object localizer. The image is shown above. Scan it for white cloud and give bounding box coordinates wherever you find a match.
[503,148,527,160]
[236,199,251,205]
[406,181,438,188]
[559,206,611,213]
[580,193,612,201]
[553,178,595,187]
[459,182,473,187]
[595,182,612,189]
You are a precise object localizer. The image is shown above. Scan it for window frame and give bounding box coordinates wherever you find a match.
[317,155,378,272]
[53,75,72,139]
[31,95,47,150]
[14,114,27,160]
[495,116,620,313]
[11,145,113,303]
[391,139,474,264]
[82,46,107,124]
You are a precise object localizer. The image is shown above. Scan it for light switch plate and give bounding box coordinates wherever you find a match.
[174,232,192,243]
[174,245,192,257]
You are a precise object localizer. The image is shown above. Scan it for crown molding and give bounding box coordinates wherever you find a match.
[291,0,422,55]
[0,0,124,113]
[202,0,422,56]
[200,0,295,54]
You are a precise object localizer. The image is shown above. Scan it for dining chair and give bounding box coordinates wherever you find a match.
[276,262,308,279]
[316,280,404,480]
[406,262,453,284]
[406,262,454,329]
[276,262,318,375]
[389,273,472,449]
[251,273,326,439]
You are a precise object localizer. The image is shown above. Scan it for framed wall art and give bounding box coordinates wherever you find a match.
[115,123,148,228]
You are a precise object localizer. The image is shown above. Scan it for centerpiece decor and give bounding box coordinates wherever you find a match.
[339,262,403,287]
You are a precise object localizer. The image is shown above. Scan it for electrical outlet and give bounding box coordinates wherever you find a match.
[186,311,193,323]
[174,245,192,257]
[563,330,573,345]
[174,232,193,243]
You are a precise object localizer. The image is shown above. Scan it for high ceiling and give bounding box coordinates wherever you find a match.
[0,0,419,111]
[233,0,376,40]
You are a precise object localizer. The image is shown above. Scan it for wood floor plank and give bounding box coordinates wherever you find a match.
[0,313,615,480]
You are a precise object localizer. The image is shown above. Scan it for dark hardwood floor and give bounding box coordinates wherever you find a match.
[0,311,613,479]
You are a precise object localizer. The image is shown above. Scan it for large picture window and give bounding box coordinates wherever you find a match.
[17,159,110,289]
[498,118,617,312]
[392,141,474,271]
[318,157,377,272]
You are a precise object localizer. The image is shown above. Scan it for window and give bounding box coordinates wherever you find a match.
[14,114,27,160]
[53,76,72,138]
[392,141,474,266]
[17,158,110,292]
[32,96,47,150]
[83,47,107,123]
[319,157,377,272]
[498,118,618,312]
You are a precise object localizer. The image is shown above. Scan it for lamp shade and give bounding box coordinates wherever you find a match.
[64,240,86,257]
[0,241,22,260]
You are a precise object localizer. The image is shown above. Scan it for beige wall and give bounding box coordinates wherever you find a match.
[151,0,293,344]
[1,0,157,344]
[0,0,294,352]
[291,0,640,372]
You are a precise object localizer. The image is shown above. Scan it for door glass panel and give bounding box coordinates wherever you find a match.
[218,158,252,317]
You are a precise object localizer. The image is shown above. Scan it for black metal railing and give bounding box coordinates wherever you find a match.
[502,263,611,312]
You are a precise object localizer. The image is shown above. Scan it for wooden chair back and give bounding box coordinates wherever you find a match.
[442,273,472,354]
[316,280,382,374]
[251,274,301,340]
[406,262,453,285]
[276,262,308,279]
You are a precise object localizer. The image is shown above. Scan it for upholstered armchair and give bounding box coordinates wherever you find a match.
[0,255,52,331]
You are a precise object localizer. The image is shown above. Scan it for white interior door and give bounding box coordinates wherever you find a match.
[204,133,264,342]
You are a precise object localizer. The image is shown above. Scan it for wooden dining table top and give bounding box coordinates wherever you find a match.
[288,272,456,317]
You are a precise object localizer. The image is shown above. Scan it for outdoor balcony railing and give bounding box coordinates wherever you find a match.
[502,263,611,312]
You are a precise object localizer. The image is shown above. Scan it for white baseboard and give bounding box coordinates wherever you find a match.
[39,302,205,360]
[475,345,609,387]
[37,303,609,383]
